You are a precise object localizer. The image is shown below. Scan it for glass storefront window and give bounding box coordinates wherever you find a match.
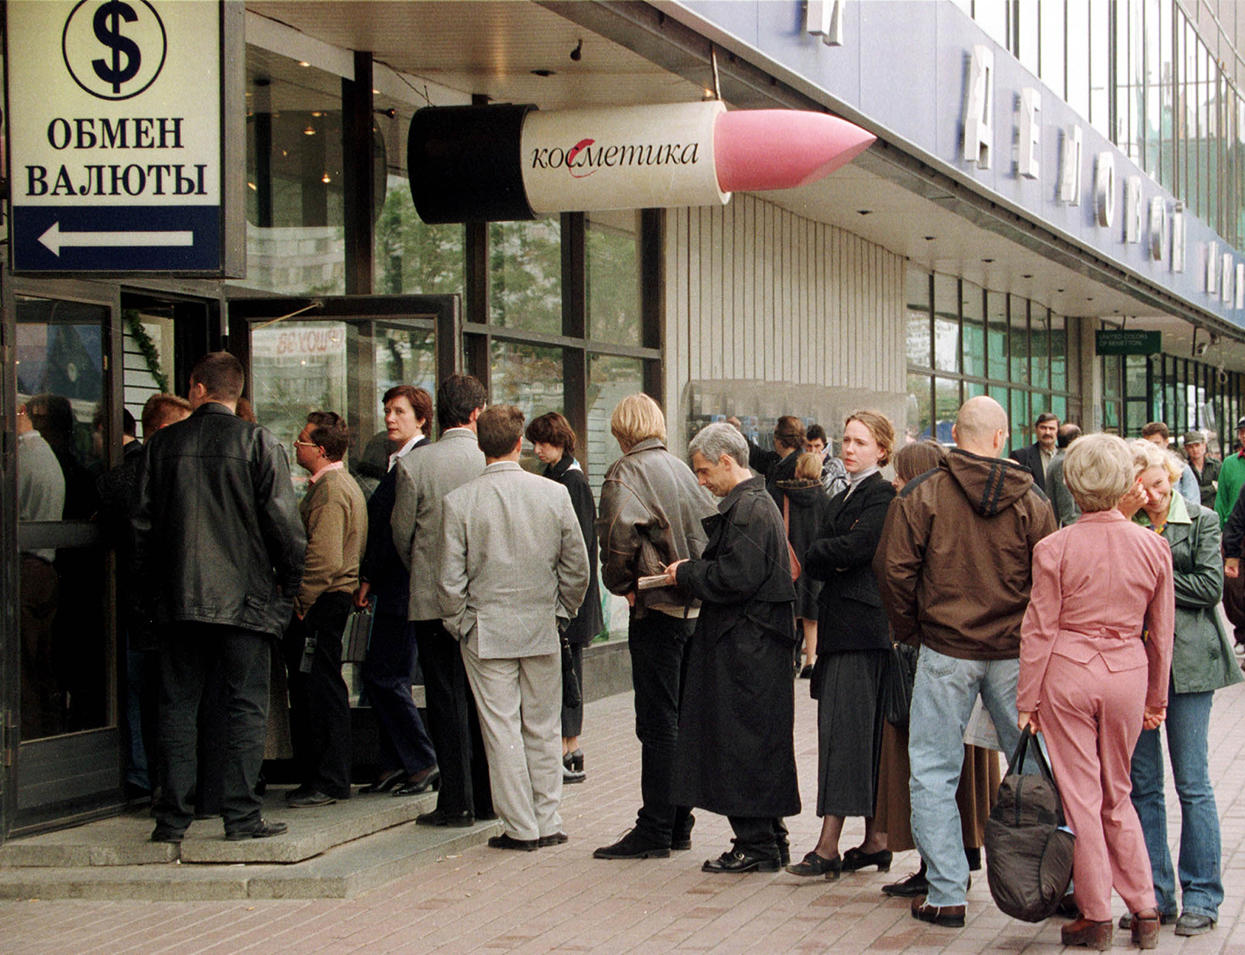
[588,354,645,493]
[962,281,985,379]
[933,275,960,374]
[587,212,641,346]
[489,219,562,335]
[1010,389,1030,450]
[1050,315,1068,391]
[374,175,464,296]
[490,339,563,421]
[243,48,369,296]
[906,268,932,368]
[1009,297,1030,386]
[906,372,932,444]
[934,377,961,445]
[1030,306,1050,390]
[987,291,1008,381]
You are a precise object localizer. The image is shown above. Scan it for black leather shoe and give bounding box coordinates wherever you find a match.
[964,846,981,871]
[538,832,569,847]
[416,808,474,827]
[487,833,539,852]
[225,819,288,841]
[842,845,893,872]
[150,826,184,845]
[393,767,440,796]
[361,768,405,794]
[785,850,842,878]
[1175,913,1216,937]
[287,789,336,809]
[702,847,780,874]
[882,865,929,898]
[562,749,586,784]
[594,829,670,860]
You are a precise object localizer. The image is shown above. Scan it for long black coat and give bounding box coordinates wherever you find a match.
[544,452,603,646]
[672,476,801,818]
[803,472,895,654]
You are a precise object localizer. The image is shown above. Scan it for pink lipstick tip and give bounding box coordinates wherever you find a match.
[714,110,876,194]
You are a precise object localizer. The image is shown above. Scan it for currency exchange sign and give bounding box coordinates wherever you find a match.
[6,0,231,273]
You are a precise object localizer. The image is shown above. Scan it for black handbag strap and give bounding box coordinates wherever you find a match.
[1006,725,1056,784]
[1006,726,1067,827]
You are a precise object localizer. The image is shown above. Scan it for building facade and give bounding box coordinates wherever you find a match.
[3,0,1245,839]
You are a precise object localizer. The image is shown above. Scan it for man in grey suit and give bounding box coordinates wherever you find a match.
[392,374,491,827]
[438,405,589,850]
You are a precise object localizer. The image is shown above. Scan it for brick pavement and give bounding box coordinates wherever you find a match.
[4,677,1245,953]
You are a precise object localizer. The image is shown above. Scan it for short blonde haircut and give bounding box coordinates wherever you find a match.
[610,393,666,450]
[1130,438,1182,483]
[795,452,822,481]
[1063,433,1134,513]
[844,410,895,467]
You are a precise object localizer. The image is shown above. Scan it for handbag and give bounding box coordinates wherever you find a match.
[561,634,582,710]
[782,495,802,582]
[341,597,375,664]
[984,727,1076,922]
[881,641,917,727]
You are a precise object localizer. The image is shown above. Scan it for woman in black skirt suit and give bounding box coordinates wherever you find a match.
[526,412,604,783]
[787,410,896,878]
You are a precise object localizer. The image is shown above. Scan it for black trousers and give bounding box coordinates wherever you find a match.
[283,592,353,798]
[629,611,695,845]
[414,619,492,817]
[363,612,436,774]
[155,623,270,835]
[728,816,787,859]
[1224,557,1245,643]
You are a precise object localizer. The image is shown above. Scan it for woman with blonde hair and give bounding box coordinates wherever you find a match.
[787,410,896,878]
[1118,439,1241,937]
[1018,433,1173,949]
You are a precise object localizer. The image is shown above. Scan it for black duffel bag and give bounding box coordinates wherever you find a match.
[984,726,1075,922]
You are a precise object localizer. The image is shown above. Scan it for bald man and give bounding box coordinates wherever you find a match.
[875,396,1056,928]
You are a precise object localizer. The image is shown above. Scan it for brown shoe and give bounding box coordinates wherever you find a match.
[1130,911,1160,950]
[910,896,966,927]
[1060,917,1112,950]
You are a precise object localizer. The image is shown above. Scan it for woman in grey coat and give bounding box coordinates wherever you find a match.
[1124,440,1243,937]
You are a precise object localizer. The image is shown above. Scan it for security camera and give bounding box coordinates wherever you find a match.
[1195,340,1210,357]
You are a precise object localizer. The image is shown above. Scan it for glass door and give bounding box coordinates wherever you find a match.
[229,295,458,497]
[8,281,124,833]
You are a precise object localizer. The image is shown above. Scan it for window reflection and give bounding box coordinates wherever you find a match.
[16,297,109,740]
[587,212,641,346]
[490,220,562,334]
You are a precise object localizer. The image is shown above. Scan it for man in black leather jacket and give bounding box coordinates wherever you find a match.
[134,352,306,844]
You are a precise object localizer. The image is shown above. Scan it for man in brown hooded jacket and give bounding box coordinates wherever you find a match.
[876,396,1056,927]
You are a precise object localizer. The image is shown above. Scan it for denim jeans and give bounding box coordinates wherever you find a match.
[629,611,694,845]
[1130,690,1223,920]
[908,646,1023,907]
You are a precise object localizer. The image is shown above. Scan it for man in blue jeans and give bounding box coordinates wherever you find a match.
[876,396,1055,926]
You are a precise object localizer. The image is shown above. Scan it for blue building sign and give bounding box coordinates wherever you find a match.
[5,0,236,274]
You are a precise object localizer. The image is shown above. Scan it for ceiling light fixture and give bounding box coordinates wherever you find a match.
[531,68,555,77]
[321,172,331,184]
[570,38,583,61]
[857,209,872,216]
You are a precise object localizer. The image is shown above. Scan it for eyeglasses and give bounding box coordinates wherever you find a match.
[292,439,317,449]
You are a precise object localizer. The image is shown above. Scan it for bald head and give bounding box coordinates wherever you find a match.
[953,396,1009,457]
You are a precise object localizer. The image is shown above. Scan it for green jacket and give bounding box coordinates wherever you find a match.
[1214,451,1245,528]
[1137,494,1243,694]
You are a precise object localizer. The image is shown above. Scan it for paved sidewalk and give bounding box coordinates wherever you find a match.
[4,678,1245,952]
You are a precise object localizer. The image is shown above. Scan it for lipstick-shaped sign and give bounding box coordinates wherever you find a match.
[408,101,875,223]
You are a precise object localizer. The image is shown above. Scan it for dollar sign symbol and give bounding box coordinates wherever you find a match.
[91,0,141,95]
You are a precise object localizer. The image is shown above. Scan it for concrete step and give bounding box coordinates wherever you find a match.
[0,784,441,868]
[0,815,503,900]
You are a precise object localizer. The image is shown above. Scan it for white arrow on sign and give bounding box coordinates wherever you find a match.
[37,221,194,256]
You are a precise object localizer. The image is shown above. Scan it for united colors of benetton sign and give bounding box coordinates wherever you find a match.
[6,0,234,273]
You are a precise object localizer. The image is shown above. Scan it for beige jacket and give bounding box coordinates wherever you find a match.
[296,466,367,616]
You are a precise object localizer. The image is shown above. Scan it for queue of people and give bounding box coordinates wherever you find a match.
[66,356,1240,947]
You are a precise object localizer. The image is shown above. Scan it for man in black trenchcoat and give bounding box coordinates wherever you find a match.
[661,421,801,873]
